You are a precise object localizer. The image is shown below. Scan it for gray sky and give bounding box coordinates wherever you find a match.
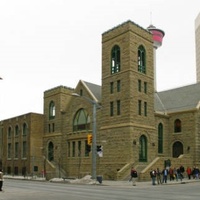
[0,0,200,120]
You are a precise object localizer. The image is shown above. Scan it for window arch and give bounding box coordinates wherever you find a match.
[22,123,28,136]
[111,45,120,74]
[139,135,147,162]
[158,123,163,153]
[73,108,90,131]
[15,125,19,136]
[138,45,146,73]
[48,141,54,161]
[49,101,55,119]
[174,119,181,133]
[8,126,12,138]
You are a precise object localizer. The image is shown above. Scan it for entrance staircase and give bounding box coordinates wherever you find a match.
[116,154,193,181]
[45,159,67,180]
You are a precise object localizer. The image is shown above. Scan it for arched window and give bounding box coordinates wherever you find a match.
[111,45,120,74]
[8,126,12,138]
[73,108,90,131]
[22,123,27,136]
[15,125,19,136]
[48,142,54,161]
[138,45,146,73]
[49,101,55,119]
[158,123,163,153]
[174,119,181,133]
[139,135,147,162]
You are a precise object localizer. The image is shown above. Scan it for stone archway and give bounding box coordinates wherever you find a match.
[172,141,183,158]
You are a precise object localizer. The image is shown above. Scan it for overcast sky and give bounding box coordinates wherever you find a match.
[0,0,200,120]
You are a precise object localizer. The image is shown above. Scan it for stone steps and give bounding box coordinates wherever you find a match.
[116,154,193,181]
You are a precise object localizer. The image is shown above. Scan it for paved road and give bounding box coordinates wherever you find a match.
[1,179,200,200]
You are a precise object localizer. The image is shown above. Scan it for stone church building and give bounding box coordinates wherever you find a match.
[0,20,200,181]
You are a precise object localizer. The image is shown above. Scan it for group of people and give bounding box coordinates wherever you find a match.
[129,165,200,186]
[150,165,200,185]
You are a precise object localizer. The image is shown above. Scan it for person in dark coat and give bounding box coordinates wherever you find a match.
[150,169,156,185]
[130,167,138,186]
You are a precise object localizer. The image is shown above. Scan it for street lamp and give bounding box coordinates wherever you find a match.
[72,93,100,180]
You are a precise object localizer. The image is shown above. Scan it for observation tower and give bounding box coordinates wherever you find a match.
[147,25,165,91]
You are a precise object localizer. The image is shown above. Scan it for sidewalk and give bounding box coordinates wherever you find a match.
[102,178,200,187]
[4,175,200,187]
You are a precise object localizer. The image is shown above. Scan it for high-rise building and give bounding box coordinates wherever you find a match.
[195,13,200,82]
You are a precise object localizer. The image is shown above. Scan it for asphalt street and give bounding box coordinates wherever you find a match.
[0,178,200,200]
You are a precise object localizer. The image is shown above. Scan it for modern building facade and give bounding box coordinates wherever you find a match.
[196,12,200,82]
[0,20,200,181]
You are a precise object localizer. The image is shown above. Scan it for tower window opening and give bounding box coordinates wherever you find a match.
[111,45,120,74]
[138,45,146,74]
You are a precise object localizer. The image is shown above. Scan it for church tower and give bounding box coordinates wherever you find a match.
[99,21,156,178]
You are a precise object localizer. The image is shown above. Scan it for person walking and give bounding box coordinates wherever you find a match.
[180,165,185,179]
[169,167,174,181]
[177,167,183,182]
[186,166,192,180]
[130,167,138,186]
[193,166,199,179]
[162,168,168,183]
[156,168,162,185]
[173,167,178,181]
[0,169,4,191]
[150,169,156,185]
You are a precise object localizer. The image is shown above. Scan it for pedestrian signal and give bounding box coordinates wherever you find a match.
[96,145,103,157]
[96,145,102,152]
[87,134,92,145]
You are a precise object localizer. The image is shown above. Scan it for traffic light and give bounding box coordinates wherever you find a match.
[86,144,91,152]
[87,134,92,145]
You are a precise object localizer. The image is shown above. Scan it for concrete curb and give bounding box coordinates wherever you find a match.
[4,175,200,187]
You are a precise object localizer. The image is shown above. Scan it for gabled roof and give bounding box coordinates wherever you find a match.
[79,80,101,102]
[83,81,101,101]
[155,82,200,113]
[80,80,200,114]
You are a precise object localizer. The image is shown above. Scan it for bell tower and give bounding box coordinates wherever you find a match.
[99,21,157,175]
[101,21,155,128]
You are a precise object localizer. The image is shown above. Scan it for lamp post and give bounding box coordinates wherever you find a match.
[72,93,99,180]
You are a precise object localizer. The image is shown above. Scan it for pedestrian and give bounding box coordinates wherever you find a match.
[169,167,174,181]
[192,166,196,179]
[186,166,192,180]
[173,167,178,181]
[150,169,156,185]
[193,166,199,179]
[156,168,162,184]
[180,165,185,179]
[130,167,138,186]
[162,168,168,183]
[0,169,4,191]
[177,167,182,181]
